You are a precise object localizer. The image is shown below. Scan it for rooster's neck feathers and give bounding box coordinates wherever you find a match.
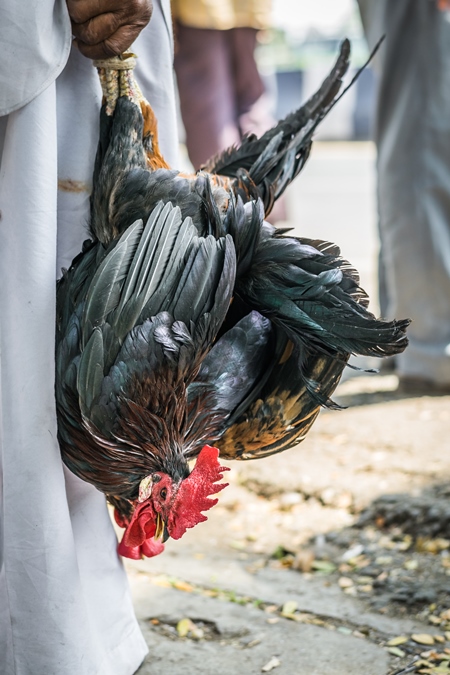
[114,396,189,483]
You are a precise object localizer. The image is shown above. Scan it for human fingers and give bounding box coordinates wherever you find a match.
[68,0,152,58]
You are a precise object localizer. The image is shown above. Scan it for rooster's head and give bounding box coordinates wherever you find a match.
[115,445,229,559]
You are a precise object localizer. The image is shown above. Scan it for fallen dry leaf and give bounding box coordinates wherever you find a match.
[172,580,194,592]
[337,627,352,636]
[358,584,373,593]
[416,538,450,555]
[356,576,373,585]
[404,559,419,571]
[376,556,393,565]
[429,616,443,626]
[353,631,366,639]
[388,647,406,658]
[292,550,314,573]
[387,636,409,646]
[151,576,172,588]
[264,605,278,614]
[349,555,371,568]
[293,612,314,624]
[281,600,298,617]
[413,634,436,646]
[426,652,450,661]
[342,544,364,561]
[262,656,281,672]
[177,618,196,638]
[311,618,326,626]
[415,659,433,668]
[311,560,336,574]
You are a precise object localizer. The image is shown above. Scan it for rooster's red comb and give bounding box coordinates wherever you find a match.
[167,445,229,540]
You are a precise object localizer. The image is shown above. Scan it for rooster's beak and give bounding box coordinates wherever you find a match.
[155,513,170,542]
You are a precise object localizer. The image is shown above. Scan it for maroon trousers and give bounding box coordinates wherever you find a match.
[174,24,273,169]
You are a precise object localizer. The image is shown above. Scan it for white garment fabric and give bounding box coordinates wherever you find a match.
[0,1,178,673]
[0,0,72,116]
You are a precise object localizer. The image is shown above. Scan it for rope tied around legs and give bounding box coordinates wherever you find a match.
[93,53,146,115]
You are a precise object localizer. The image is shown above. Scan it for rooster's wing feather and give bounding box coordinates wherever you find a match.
[56,200,236,497]
[202,39,351,214]
[217,349,344,461]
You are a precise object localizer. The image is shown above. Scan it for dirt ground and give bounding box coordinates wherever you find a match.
[125,372,450,675]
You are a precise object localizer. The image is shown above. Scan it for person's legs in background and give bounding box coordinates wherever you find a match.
[228,27,272,137]
[357,0,450,390]
[174,24,240,169]
[229,26,287,221]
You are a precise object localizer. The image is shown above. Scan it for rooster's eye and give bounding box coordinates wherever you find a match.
[160,487,167,501]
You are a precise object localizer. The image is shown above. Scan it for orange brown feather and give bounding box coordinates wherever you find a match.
[140,100,170,171]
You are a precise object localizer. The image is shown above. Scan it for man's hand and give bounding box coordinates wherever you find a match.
[68,0,153,59]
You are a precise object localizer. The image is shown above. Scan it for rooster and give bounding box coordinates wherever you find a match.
[56,42,409,560]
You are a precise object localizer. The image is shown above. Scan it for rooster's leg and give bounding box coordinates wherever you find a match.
[94,54,169,171]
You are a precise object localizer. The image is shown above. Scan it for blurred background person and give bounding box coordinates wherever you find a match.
[356,0,450,393]
[172,0,287,221]
[172,0,273,168]
[184,0,450,393]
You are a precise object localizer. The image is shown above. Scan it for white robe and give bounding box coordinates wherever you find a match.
[0,2,178,673]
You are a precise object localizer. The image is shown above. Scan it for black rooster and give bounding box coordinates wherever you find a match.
[56,42,409,559]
